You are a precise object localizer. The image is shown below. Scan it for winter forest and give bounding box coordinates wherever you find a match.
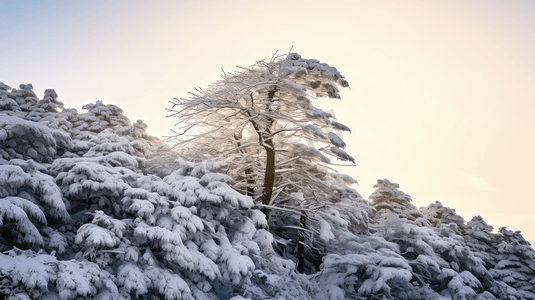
[1,53,534,300]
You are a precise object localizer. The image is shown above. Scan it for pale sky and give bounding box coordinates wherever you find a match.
[2,0,534,243]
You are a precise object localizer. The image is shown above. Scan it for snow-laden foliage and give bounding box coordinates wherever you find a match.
[167,53,371,274]
[370,178,422,222]
[0,158,69,250]
[0,248,117,300]
[2,77,535,300]
[167,52,354,212]
[0,114,70,163]
[489,227,535,299]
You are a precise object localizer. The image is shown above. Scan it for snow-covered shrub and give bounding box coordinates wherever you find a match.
[0,159,70,250]
[8,84,40,112]
[0,248,116,300]
[463,216,503,272]
[72,101,130,134]
[315,234,421,299]
[0,114,71,162]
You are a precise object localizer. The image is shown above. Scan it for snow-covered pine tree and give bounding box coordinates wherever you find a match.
[364,181,502,299]
[315,234,423,299]
[167,52,354,211]
[167,52,372,273]
[489,227,535,299]
[1,84,72,252]
[369,179,422,224]
[463,216,502,270]
[419,201,468,237]
[1,83,124,299]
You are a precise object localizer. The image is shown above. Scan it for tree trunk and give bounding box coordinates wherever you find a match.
[260,139,275,219]
[257,88,277,220]
[244,166,255,197]
[296,210,307,273]
[234,134,256,198]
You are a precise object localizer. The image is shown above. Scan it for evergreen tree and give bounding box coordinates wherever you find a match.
[490,227,535,299]
[167,52,354,214]
[167,52,369,273]
[369,179,422,223]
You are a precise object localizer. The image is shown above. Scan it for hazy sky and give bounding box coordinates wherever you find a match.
[2,0,534,242]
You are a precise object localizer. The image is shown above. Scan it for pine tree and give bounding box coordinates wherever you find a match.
[167,52,354,215]
[369,179,422,223]
[490,227,535,299]
[167,52,367,273]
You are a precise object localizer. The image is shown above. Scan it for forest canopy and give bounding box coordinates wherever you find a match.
[0,53,534,300]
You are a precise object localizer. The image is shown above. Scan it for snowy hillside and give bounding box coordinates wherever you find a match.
[1,81,534,300]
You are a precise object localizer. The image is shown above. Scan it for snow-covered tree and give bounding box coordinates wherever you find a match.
[369,179,422,223]
[0,157,70,252]
[463,216,502,269]
[420,201,468,232]
[0,114,70,163]
[490,227,535,299]
[167,52,354,213]
[167,52,367,273]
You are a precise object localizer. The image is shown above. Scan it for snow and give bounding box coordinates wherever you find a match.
[47,230,68,254]
[446,271,482,300]
[127,199,156,219]
[319,219,335,242]
[328,132,346,148]
[117,263,148,296]
[75,224,120,248]
[307,124,326,139]
[305,107,333,119]
[0,114,58,162]
[0,198,44,245]
[330,121,351,132]
[144,265,192,300]
[330,146,355,163]
[187,241,221,281]
[0,250,54,298]
[219,241,255,285]
[249,209,267,229]
[0,162,69,222]
[358,267,412,294]
[0,198,40,224]
[90,210,127,237]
